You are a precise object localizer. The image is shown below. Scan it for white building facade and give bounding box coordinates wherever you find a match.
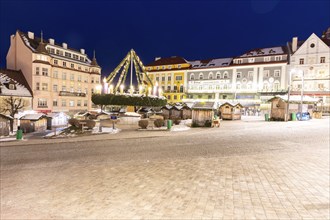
[6,30,102,114]
[288,29,330,111]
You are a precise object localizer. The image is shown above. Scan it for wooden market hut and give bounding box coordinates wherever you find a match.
[268,95,319,121]
[171,105,183,119]
[161,105,173,119]
[19,113,51,133]
[181,104,192,119]
[0,113,12,136]
[219,102,243,120]
[192,102,215,127]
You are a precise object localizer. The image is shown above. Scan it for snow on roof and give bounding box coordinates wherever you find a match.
[239,47,285,57]
[220,102,243,107]
[192,102,216,110]
[0,113,13,120]
[189,58,233,68]
[0,71,32,97]
[123,112,141,117]
[269,95,320,104]
[20,113,47,120]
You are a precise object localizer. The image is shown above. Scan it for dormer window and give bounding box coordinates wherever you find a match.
[178,64,182,69]
[264,57,271,62]
[162,66,165,70]
[168,65,172,69]
[269,49,275,54]
[199,73,204,80]
[275,56,282,61]
[248,58,255,63]
[9,84,15,90]
[234,59,243,64]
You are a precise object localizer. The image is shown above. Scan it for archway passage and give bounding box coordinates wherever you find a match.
[106,49,153,94]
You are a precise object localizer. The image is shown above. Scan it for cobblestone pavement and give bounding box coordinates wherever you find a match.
[1,117,329,219]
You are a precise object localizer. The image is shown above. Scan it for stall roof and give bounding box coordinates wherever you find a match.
[268,95,320,104]
[0,113,13,120]
[192,102,216,110]
[219,102,243,108]
[20,113,49,121]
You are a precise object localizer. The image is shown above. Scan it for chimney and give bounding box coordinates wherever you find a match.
[80,49,85,54]
[28,31,34,39]
[49,38,55,45]
[155,57,161,61]
[62,43,67,49]
[292,37,298,53]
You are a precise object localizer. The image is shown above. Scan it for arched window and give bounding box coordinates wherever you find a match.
[223,72,228,79]
[274,80,280,91]
[208,72,213,79]
[216,72,221,79]
[199,73,204,80]
[190,74,194,80]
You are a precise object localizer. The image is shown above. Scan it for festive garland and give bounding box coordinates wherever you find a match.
[92,94,167,107]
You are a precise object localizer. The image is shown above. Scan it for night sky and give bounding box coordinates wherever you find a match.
[0,0,329,78]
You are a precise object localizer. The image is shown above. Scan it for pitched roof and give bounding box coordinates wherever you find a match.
[189,57,233,69]
[192,102,215,110]
[146,56,189,67]
[20,113,48,120]
[268,95,320,104]
[0,69,33,97]
[220,102,243,108]
[238,46,288,58]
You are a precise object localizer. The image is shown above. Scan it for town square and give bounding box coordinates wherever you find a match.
[0,0,329,219]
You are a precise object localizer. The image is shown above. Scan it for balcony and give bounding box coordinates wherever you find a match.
[59,91,87,97]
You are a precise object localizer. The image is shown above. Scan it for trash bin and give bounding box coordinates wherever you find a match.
[16,129,23,140]
[167,119,172,129]
[291,112,296,121]
[264,113,269,121]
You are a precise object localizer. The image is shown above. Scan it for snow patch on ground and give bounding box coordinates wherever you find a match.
[92,127,121,134]
[0,137,17,142]
[171,125,191,132]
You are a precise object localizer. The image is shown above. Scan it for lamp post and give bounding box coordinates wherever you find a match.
[299,70,304,121]
[286,69,293,122]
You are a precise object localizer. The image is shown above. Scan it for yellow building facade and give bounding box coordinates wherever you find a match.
[145,57,190,103]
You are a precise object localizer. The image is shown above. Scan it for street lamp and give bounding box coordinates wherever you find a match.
[299,70,304,121]
[286,69,304,121]
[285,69,293,121]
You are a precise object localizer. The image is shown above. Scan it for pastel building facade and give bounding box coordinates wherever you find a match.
[6,30,101,114]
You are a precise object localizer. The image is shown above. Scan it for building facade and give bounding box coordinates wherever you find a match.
[6,30,101,114]
[145,56,190,103]
[288,29,330,111]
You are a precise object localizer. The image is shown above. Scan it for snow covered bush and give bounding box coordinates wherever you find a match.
[138,119,149,129]
[154,119,164,128]
[68,118,80,127]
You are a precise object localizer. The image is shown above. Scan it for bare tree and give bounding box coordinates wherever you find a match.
[0,96,28,132]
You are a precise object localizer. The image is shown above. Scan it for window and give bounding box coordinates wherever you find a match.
[62,72,67,80]
[161,77,165,81]
[168,76,171,81]
[248,58,255,63]
[42,83,48,91]
[180,85,184,93]
[168,65,172,69]
[80,56,85,61]
[9,84,15,90]
[208,73,213,79]
[91,77,94,83]
[78,66,82,70]
[263,70,270,77]
[77,100,81,107]
[274,70,281,77]
[263,82,269,90]
[175,76,182,80]
[36,82,40,90]
[320,57,325,63]
[264,57,271,62]
[216,73,221,79]
[42,68,48,76]
[53,84,58,92]
[84,100,88,107]
[63,62,67,67]
[248,71,253,78]
[190,74,195,80]
[275,56,282,61]
[236,72,241,79]
[70,87,74,92]
[162,66,165,70]
[224,84,228,90]
[209,85,213,90]
[62,86,66,91]
[234,59,242,64]
[53,99,58,107]
[70,74,74,81]
[299,58,304,64]
[247,83,252,89]
[174,95,177,100]
[56,50,63,56]
[156,67,159,70]
[54,60,58,65]
[62,100,66,107]
[38,99,47,107]
[199,73,204,80]
[65,52,71,58]
[69,100,74,107]
[318,83,324,90]
[71,63,74,69]
[73,54,79,60]
[36,67,40,75]
[53,71,58,78]
[274,82,280,90]
[223,72,228,79]
[178,64,181,69]
[216,85,220,90]
[156,77,159,81]
[236,84,241,89]
[174,85,177,91]
[199,85,202,90]
[167,95,171,99]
